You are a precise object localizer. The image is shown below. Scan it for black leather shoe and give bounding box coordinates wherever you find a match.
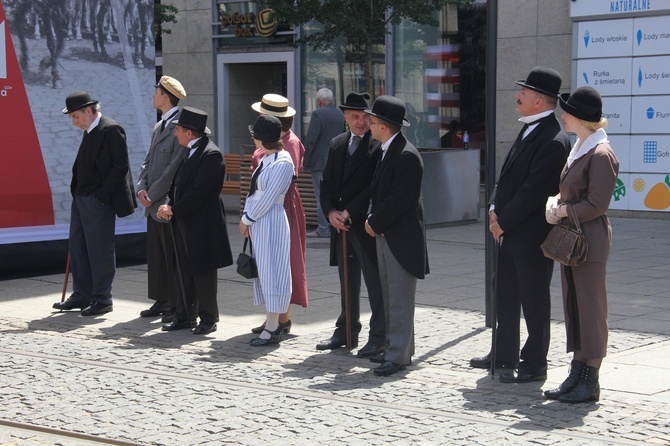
[162,319,195,331]
[469,354,517,369]
[250,328,282,346]
[251,319,292,334]
[140,301,172,318]
[52,296,90,311]
[374,361,407,376]
[161,309,176,323]
[81,302,113,316]
[316,337,358,351]
[193,322,217,335]
[499,368,547,383]
[369,352,385,364]
[357,342,385,358]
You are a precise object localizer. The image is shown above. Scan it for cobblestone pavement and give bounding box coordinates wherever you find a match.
[1,217,669,445]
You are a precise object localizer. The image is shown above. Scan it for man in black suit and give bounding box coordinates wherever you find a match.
[157,107,233,335]
[53,92,137,316]
[470,67,570,383]
[316,92,385,357]
[364,96,429,377]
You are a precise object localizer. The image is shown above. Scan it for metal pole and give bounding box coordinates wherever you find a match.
[342,231,352,352]
[484,0,498,329]
[60,252,71,303]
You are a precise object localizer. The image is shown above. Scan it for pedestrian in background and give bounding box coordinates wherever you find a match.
[470,67,570,384]
[316,92,385,357]
[544,86,619,403]
[157,107,233,335]
[249,94,308,335]
[136,75,187,323]
[364,95,429,377]
[303,87,345,238]
[53,91,136,316]
[240,115,295,347]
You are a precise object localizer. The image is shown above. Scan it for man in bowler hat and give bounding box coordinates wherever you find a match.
[157,107,233,335]
[364,95,429,377]
[53,92,137,316]
[316,92,386,357]
[137,75,188,323]
[470,67,570,383]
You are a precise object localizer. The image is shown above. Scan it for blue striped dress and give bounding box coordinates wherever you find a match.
[241,151,294,313]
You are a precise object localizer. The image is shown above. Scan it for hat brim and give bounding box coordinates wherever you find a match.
[515,80,558,98]
[174,122,211,135]
[558,93,601,122]
[339,105,368,111]
[364,110,411,127]
[62,100,98,114]
[251,102,297,117]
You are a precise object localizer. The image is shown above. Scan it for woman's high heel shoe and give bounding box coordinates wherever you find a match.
[250,327,283,346]
[251,319,292,334]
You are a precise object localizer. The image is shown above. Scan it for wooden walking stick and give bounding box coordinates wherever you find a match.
[342,230,352,352]
[490,238,500,378]
[61,252,71,303]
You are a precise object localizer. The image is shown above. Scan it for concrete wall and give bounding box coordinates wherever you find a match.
[495,0,573,175]
[161,0,215,135]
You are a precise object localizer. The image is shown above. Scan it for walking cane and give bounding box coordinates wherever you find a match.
[342,230,352,352]
[61,252,71,303]
[490,238,500,378]
[167,212,195,329]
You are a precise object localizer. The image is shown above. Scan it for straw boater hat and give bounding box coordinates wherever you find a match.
[249,115,282,143]
[515,66,562,98]
[364,95,410,127]
[62,91,98,114]
[155,76,186,100]
[251,94,296,117]
[559,86,603,123]
[339,92,371,111]
[173,107,211,134]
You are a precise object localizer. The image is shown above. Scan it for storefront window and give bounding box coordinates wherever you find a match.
[393,2,487,150]
[300,22,386,135]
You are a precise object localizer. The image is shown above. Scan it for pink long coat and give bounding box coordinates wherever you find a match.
[251,130,308,307]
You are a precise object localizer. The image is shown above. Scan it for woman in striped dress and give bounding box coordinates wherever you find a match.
[239,115,294,346]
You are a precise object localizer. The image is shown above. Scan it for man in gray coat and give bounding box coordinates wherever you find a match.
[304,87,344,237]
[136,76,188,322]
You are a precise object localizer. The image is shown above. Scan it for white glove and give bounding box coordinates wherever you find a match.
[545,196,561,225]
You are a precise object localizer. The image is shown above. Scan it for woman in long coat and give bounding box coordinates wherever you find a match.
[249,96,308,335]
[544,86,619,403]
[240,115,294,346]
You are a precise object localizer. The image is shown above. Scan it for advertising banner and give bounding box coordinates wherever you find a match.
[571,0,670,20]
[602,96,632,134]
[631,95,670,134]
[610,173,629,210]
[0,0,153,249]
[633,16,670,56]
[632,55,670,95]
[629,135,670,173]
[576,57,632,96]
[608,134,631,172]
[575,19,633,58]
[627,173,670,211]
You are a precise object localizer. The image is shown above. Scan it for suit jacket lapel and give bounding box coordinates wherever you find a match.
[371,133,404,189]
[342,132,371,184]
[500,115,553,175]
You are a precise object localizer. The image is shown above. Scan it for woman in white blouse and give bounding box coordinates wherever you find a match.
[239,115,295,346]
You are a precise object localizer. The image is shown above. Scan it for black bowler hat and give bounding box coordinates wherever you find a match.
[364,95,410,127]
[173,107,211,134]
[62,91,98,114]
[559,86,603,123]
[515,67,562,97]
[339,92,371,111]
[249,114,282,143]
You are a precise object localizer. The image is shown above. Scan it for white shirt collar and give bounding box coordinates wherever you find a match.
[567,128,609,168]
[381,132,400,157]
[518,110,552,125]
[162,106,179,124]
[187,137,202,158]
[87,112,102,133]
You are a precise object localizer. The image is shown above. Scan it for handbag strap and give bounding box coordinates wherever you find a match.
[567,204,582,233]
[242,237,253,255]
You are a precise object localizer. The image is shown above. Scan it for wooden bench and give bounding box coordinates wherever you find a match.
[222,154,252,195]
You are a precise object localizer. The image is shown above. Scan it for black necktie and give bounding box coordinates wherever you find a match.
[248,161,263,196]
[348,135,362,155]
[160,110,178,133]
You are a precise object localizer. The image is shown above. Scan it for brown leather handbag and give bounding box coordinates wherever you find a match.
[541,205,588,267]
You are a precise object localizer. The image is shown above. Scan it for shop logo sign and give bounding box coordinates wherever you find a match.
[637,29,643,46]
[647,107,655,119]
[583,72,590,84]
[0,21,7,79]
[638,67,643,87]
[584,29,590,48]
